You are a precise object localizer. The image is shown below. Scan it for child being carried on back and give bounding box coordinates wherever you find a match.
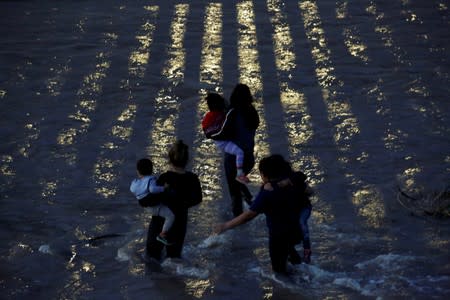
[201,93,250,184]
[130,158,174,246]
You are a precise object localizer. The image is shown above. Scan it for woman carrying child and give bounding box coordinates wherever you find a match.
[142,140,203,261]
[217,83,260,217]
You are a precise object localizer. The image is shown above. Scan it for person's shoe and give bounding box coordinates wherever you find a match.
[303,249,312,264]
[236,174,250,184]
[156,235,172,246]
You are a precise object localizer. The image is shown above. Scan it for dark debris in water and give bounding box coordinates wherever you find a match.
[397,185,450,219]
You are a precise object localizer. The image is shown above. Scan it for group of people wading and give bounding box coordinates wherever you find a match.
[130,83,313,275]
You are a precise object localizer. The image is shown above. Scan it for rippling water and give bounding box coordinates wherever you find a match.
[1,0,449,299]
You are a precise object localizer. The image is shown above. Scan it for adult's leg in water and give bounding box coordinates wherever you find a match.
[146,216,164,260]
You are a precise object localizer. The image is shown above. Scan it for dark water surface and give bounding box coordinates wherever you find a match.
[1,0,449,299]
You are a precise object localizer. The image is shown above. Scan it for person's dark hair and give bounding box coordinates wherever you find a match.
[259,154,291,180]
[169,139,189,168]
[229,83,259,130]
[206,93,226,111]
[229,83,253,108]
[137,158,153,176]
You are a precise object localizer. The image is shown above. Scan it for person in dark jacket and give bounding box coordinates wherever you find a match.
[220,83,260,216]
[214,154,303,274]
[265,156,314,264]
[201,93,250,184]
[140,140,202,260]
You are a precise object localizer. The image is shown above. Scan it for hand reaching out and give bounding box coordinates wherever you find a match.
[213,223,226,235]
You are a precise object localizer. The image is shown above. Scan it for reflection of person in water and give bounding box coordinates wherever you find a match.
[214,154,303,274]
[219,83,260,216]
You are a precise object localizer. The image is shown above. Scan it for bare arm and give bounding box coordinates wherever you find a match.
[214,210,258,234]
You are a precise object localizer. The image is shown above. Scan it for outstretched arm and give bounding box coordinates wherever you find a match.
[214,210,258,234]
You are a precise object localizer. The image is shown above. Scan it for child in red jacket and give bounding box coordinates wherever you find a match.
[202,93,250,184]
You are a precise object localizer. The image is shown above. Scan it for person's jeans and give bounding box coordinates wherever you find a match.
[299,205,312,249]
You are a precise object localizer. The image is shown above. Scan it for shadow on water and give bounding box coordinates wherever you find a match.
[0,1,449,299]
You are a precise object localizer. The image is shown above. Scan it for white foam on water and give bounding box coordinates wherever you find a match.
[259,268,301,291]
[161,258,209,279]
[116,246,131,262]
[294,263,337,282]
[115,229,144,262]
[403,275,450,294]
[197,234,227,249]
[355,253,416,271]
[333,277,378,297]
[38,244,53,254]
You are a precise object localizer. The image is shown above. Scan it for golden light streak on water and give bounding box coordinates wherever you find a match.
[0,155,15,190]
[366,1,448,231]
[93,7,158,198]
[279,84,313,147]
[2,15,85,190]
[342,27,370,63]
[162,4,189,84]
[336,0,381,64]
[40,179,57,204]
[16,122,39,158]
[58,268,94,298]
[336,8,405,154]
[194,3,224,203]
[298,0,359,149]
[81,261,95,273]
[398,166,422,191]
[266,0,327,222]
[363,2,445,152]
[200,4,223,85]
[299,0,386,225]
[46,59,72,96]
[352,187,385,228]
[266,1,296,72]
[438,2,448,11]
[185,279,211,298]
[365,0,443,121]
[236,0,270,167]
[398,1,449,84]
[265,1,313,145]
[336,0,347,19]
[11,15,86,161]
[147,4,189,172]
[56,33,117,151]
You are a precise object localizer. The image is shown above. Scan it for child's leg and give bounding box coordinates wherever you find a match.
[222,141,244,169]
[222,141,249,184]
[155,205,175,246]
[299,206,312,262]
[158,205,175,234]
[299,206,311,249]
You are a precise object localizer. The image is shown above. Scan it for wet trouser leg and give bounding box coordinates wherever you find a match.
[224,152,254,216]
[146,216,164,260]
[269,234,291,274]
[165,212,187,258]
[146,212,188,259]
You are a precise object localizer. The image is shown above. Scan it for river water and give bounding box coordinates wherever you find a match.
[1,0,449,299]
